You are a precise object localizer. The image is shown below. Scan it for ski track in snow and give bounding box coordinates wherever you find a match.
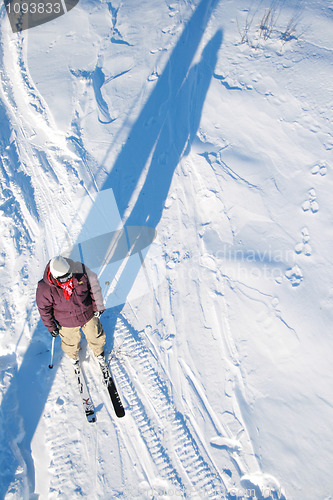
[42,363,95,498]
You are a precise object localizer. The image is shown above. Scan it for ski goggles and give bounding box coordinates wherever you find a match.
[57,272,73,283]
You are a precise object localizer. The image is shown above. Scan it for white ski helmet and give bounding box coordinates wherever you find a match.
[50,256,71,279]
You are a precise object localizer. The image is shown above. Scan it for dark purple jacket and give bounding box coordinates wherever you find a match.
[36,258,105,332]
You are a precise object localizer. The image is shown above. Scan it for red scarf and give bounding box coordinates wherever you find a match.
[48,269,74,300]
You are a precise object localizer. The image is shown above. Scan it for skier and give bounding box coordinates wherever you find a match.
[36,255,106,365]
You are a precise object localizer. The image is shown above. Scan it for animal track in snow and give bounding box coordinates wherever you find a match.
[302,188,319,213]
[294,227,312,256]
[302,162,329,215]
[147,71,160,82]
[311,162,327,176]
[285,265,303,287]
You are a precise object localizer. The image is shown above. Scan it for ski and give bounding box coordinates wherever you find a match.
[98,359,125,418]
[73,360,96,423]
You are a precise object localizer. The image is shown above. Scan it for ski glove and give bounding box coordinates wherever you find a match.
[51,329,60,337]
[94,311,104,319]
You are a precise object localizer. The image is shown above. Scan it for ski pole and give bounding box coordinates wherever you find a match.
[49,336,55,369]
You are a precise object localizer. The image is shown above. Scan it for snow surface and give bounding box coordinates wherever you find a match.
[0,0,333,498]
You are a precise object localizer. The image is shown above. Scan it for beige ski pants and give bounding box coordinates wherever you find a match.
[59,316,106,359]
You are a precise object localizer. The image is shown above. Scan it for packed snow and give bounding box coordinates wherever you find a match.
[1,0,333,498]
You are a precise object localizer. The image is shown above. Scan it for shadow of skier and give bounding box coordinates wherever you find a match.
[103,30,223,353]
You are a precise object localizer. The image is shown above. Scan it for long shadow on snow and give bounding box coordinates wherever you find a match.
[0,0,221,496]
[104,30,223,354]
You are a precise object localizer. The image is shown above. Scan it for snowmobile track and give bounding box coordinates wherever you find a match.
[111,317,226,498]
